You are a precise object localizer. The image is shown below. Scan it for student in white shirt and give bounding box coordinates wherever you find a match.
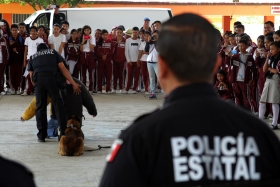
[48,23,66,59]
[22,26,44,96]
[124,27,141,94]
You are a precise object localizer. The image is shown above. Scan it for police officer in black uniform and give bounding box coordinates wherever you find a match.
[100,14,280,186]
[28,43,80,142]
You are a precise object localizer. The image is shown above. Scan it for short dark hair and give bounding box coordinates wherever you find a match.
[239,39,248,46]
[265,32,273,37]
[265,21,274,28]
[153,20,161,25]
[53,23,60,28]
[95,29,101,32]
[229,33,236,38]
[18,22,26,27]
[61,21,69,27]
[156,13,219,82]
[77,28,82,32]
[11,24,18,29]
[274,30,280,37]
[38,25,45,31]
[117,27,124,32]
[234,21,242,26]
[236,24,245,31]
[270,41,280,48]
[152,30,159,35]
[30,26,38,32]
[132,27,139,31]
[265,35,274,42]
[144,31,151,35]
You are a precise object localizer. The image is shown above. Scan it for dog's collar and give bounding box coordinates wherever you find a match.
[67,124,80,130]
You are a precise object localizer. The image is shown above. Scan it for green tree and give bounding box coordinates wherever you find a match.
[0,0,91,11]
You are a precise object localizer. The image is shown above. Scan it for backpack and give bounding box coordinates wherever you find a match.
[47,118,59,137]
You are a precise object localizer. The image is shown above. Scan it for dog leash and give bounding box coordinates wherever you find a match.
[84,145,111,152]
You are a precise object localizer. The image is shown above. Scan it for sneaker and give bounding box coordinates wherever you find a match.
[97,91,102,94]
[148,94,157,99]
[11,89,16,95]
[111,89,116,94]
[89,91,93,95]
[92,89,97,93]
[16,90,21,95]
[155,89,161,93]
[136,90,141,93]
[269,124,279,130]
[122,90,128,94]
[107,91,111,94]
[132,90,137,94]
[144,91,150,95]
[21,91,28,96]
[1,91,6,95]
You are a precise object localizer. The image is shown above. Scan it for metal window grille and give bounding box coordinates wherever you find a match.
[12,14,31,24]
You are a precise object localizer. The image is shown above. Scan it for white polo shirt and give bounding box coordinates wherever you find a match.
[147,44,158,62]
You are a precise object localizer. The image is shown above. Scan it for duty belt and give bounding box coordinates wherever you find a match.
[36,72,55,76]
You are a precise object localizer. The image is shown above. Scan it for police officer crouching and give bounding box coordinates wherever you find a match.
[28,43,80,142]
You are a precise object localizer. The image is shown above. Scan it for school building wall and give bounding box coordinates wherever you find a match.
[0,2,279,33]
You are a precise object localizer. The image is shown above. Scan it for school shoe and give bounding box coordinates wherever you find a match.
[144,91,150,95]
[37,138,45,142]
[131,90,137,94]
[111,89,116,94]
[1,91,6,95]
[269,124,279,130]
[148,94,157,99]
[10,89,16,95]
[97,91,102,94]
[107,91,111,94]
[21,91,28,96]
[16,90,21,95]
[122,90,128,94]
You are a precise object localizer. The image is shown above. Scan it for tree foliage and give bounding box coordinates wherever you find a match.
[0,0,91,10]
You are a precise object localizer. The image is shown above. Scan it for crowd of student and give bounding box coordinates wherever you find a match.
[0,16,162,100]
[217,20,280,129]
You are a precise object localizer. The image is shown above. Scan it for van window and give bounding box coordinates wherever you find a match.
[33,13,51,28]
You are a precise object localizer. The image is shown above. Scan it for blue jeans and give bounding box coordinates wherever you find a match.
[147,62,158,94]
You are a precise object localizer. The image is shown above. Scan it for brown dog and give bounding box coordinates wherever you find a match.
[59,116,84,156]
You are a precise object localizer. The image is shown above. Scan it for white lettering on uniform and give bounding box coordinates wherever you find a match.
[173,157,189,182]
[170,134,261,183]
[188,136,204,155]
[171,137,187,157]
[189,156,203,180]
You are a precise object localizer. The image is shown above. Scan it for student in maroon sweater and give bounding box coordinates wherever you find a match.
[112,27,126,93]
[0,31,8,95]
[227,39,255,110]
[9,24,25,95]
[96,29,114,93]
[65,29,80,76]
[215,70,234,102]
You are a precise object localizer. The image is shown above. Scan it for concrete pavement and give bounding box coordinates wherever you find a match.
[0,92,163,187]
[1,92,280,186]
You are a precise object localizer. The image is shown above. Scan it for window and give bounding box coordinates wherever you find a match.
[12,14,31,24]
[32,13,51,28]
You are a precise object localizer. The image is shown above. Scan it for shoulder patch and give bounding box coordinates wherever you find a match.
[106,139,123,162]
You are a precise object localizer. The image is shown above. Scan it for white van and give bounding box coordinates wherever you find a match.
[24,8,172,34]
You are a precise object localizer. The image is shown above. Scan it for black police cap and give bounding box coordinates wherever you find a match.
[37,43,49,51]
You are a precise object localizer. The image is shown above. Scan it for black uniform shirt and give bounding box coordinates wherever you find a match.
[0,156,36,187]
[100,83,280,187]
[28,49,65,74]
[53,13,65,25]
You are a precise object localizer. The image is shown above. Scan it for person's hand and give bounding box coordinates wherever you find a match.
[9,40,15,46]
[128,62,132,66]
[20,117,25,122]
[72,83,81,95]
[267,52,271,58]
[137,61,141,67]
[102,55,107,61]
[89,35,92,41]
